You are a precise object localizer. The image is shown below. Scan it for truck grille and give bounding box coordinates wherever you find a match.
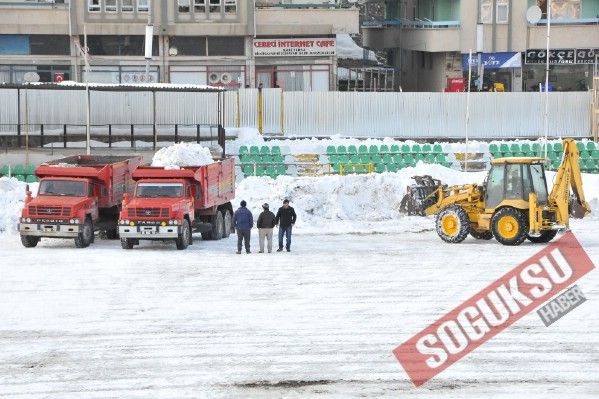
[128,207,169,217]
[29,206,70,217]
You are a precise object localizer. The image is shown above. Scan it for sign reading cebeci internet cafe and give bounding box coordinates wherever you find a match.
[253,38,336,57]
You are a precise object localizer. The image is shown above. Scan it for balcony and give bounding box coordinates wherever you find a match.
[362,19,460,51]
[0,1,69,34]
[256,3,359,35]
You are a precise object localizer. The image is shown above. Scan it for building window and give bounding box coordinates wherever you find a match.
[224,0,236,14]
[480,0,492,23]
[86,35,159,56]
[0,35,71,56]
[88,0,100,12]
[169,36,207,56]
[122,0,134,12]
[194,0,205,13]
[0,65,71,84]
[256,65,330,91]
[207,37,244,56]
[105,0,117,12]
[138,0,149,12]
[179,0,190,12]
[209,0,220,13]
[496,0,509,23]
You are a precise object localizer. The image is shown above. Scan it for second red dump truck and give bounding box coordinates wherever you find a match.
[118,158,235,250]
[19,155,142,248]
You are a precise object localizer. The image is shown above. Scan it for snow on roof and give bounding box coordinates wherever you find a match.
[336,34,377,62]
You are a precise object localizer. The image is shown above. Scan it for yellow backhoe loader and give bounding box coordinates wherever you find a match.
[424,139,591,246]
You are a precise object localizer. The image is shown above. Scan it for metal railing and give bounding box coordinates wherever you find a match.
[362,18,460,29]
[255,0,349,9]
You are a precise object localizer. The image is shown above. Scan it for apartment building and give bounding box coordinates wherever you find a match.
[361,0,599,92]
[0,0,359,90]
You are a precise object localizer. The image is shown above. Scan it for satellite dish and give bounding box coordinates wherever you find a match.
[168,46,178,56]
[526,6,542,24]
[23,72,40,83]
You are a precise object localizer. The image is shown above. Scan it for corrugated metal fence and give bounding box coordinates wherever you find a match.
[0,88,592,138]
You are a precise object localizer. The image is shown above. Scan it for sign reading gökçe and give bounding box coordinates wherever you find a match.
[253,38,336,57]
[525,48,598,64]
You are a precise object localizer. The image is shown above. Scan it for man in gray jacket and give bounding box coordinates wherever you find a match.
[256,203,276,253]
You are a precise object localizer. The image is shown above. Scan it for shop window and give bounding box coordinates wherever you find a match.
[88,0,100,12]
[207,37,244,56]
[194,0,206,13]
[209,0,221,13]
[86,35,159,56]
[30,35,70,55]
[122,0,134,12]
[138,0,149,12]
[225,0,236,14]
[169,36,207,56]
[496,0,509,23]
[105,0,117,12]
[178,0,190,12]
[8,65,71,84]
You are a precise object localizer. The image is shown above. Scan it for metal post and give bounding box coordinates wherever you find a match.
[174,124,178,143]
[63,124,67,148]
[465,49,473,172]
[40,124,44,148]
[543,0,551,160]
[152,90,157,150]
[24,88,29,165]
[108,124,112,148]
[257,87,263,134]
[130,124,134,148]
[83,25,91,156]
[196,124,200,144]
[16,88,21,147]
[145,1,152,82]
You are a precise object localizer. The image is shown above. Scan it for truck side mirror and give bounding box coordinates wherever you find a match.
[25,185,32,204]
[123,192,130,206]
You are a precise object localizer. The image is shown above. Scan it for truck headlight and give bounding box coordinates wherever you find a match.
[161,221,167,227]
[173,220,179,225]
[26,218,31,223]
[129,221,135,226]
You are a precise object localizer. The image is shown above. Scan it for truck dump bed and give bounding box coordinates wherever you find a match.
[132,157,235,210]
[36,155,142,208]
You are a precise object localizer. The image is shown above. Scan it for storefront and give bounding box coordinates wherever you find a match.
[462,52,522,92]
[82,65,160,84]
[523,48,597,92]
[253,37,336,91]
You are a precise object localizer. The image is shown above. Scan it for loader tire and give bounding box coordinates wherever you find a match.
[21,235,39,248]
[492,207,529,246]
[222,210,232,239]
[527,230,558,244]
[436,205,470,243]
[176,219,191,250]
[74,218,93,248]
[470,229,493,240]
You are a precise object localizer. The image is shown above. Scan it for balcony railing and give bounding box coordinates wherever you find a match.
[362,18,460,29]
[531,17,599,26]
[255,0,349,9]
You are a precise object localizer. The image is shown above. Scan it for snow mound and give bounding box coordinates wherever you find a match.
[151,142,215,168]
[0,177,37,233]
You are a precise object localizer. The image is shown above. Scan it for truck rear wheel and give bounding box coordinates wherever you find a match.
[492,207,529,246]
[21,235,40,248]
[435,205,470,243]
[121,238,134,249]
[527,230,558,243]
[75,218,94,248]
[222,210,232,239]
[176,219,191,250]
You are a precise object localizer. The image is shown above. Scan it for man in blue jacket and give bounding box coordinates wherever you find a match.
[233,200,253,254]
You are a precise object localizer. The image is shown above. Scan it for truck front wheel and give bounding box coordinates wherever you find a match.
[21,235,40,248]
[222,210,232,239]
[75,218,94,248]
[176,219,191,250]
[121,238,134,249]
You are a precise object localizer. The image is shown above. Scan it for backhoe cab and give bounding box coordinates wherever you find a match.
[425,139,591,246]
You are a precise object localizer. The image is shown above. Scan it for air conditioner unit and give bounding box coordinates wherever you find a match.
[220,73,232,85]
[208,72,220,84]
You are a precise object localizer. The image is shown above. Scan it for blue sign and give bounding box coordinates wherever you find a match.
[462,52,522,70]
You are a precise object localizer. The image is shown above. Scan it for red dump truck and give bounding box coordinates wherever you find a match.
[118,158,235,250]
[19,155,142,248]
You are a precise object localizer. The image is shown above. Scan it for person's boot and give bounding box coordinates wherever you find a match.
[286,248,290,252]
[277,248,283,252]
[259,250,264,253]
[236,251,241,254]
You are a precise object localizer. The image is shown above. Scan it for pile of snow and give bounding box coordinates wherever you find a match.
[336,34,377,62]
[151,142,215,168]
[0,177,37,233]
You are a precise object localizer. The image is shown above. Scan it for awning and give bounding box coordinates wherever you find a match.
[462,52,522,70]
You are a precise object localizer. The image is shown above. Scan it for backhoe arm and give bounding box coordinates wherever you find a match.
[549,139,591,225]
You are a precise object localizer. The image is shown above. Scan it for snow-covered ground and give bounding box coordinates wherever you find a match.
[0,220,597,398]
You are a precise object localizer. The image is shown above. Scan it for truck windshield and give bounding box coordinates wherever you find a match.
[136,183,183,198]
[39,180,87,197]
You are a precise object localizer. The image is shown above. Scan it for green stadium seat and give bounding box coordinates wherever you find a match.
[390,144,400,154]
[238,154,250,164]
[0,165,9,176]
[552,159,561,170]
[276,165,286,175]
[386,163,399,173]
[337,145,347,155]
[592,150,599,160]
[358,154,369,164]
[329,154,339,164]
[502,152,513,158]
[25,165,36,176]
[578,159,585,169]
[342,164,354,174]
[412,144,421,153]
[489,144,498,153]
[579,151,590,160]
[401,144,410,153]
[369,145,378,154]
[379,145,389,154]
[242,165,253,176]
[25,175,37,183]
[404,156,416,167]
[250,146,260,155]
[255,166,267,177]
[584,159,596,172]
[239,145,249,155]
[326,145,336,155]
[424,154,435,163]
[261,155,272,164]
[576,142,585,152]
[586,142,596,152]
[510,143,520,153]
[532,143,541,153]
[553,142,563,153]
[358,145,368,154]
[339,154,350,164]
[499,143,509,153]
[356,164,368,173]
[266,165,276,177]
[371,154,382,164]
[273,154,284,164]
[13,165,25,175]
[521,143,531,153]
[331,163,341,173]
[382,154,392,164]
[415,153,424,162]
[348,145,357,154]
[375,163,386,173]
[436,154,448,165]
[392,154,402,164]
[422,144,432,153]
[260,146,270,155]
[271,146,281,155]
[15,175,26,182]
[433,144,443,154]
[350,154,360,164]
[514,152,525,157]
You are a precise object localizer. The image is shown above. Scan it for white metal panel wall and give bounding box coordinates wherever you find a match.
[237,89,258,128]
[155,92,221,125]
[20,89,86,125]
[0,89,17,133]
[262,88,282,134]
[91,91,153,125]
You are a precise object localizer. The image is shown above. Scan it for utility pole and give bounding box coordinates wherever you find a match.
[543,0,551,160]
[145,0,153,82]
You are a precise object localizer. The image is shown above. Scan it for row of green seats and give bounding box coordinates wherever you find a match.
[546,158,599,173]
[240,154,285,164]
[490,141,597,156]
[492,149,599,161]
[1,164,36,176]
[242,164,287,178]
[239,145,282,156]
[9,175,38,183]
[326,143,444,156]
[329,153,450,167]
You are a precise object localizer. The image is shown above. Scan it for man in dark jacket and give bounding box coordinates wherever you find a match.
[233,200,253,254]
[275,199,297,252]
[256,203,276,253]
